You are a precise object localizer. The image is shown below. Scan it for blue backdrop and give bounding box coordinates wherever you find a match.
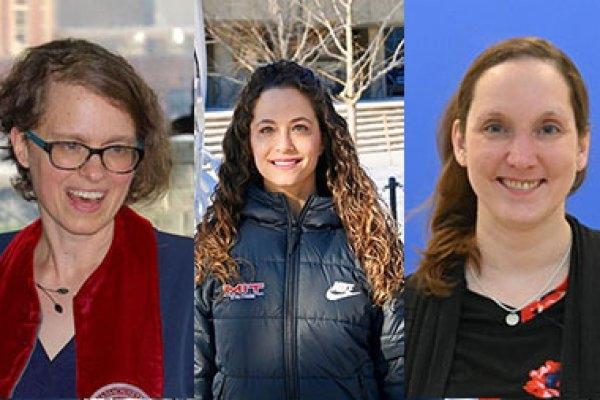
[404,0,600,273]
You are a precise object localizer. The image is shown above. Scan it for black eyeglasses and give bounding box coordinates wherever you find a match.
[25,130,144,174]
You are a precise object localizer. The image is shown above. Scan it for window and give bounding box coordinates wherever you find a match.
[384,27,404,97]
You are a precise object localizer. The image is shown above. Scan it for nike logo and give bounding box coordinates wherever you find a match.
[326,281,361,301]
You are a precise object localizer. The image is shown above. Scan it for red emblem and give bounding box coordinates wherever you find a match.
[222,282,265,300]
[90,382,149,398]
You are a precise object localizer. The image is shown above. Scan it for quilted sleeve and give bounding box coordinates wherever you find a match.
[375,294,405,400]
[194,283,217,400]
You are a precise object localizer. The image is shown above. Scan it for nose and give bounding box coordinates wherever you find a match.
[78,153,107,181]
[506,132,538,169]
[275,128,295,152]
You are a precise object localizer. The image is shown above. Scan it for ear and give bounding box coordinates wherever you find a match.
[451,119,467,167]
[10,128,30,168]
[576,127,590,171]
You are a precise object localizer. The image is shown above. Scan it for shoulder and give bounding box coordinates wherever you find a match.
[404,274,426,317]
[404,274,429,305]
[154,231,194,396]
[155,230,193,277]
[156,231,193,258]
[0,231,18,254]
[567,215,600,284]
[404,272,463,342]
[154,230,194,325]
[404,273,463,325]
[156,230,193,247]
[568,214,600,244]
[405,264,465,300]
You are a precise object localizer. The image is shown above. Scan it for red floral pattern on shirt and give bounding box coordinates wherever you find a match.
[524,360,561,398]
[520,278,568,323]
[520,277,567,398]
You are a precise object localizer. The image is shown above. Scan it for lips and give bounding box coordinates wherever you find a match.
[498,178,545,190]
[270,158,302,167]
[67,189,105,201]
[66,188,106,213]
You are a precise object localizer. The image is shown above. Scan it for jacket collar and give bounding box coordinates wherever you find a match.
[241,184,341,229]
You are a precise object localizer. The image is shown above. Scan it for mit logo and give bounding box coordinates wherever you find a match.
[222,282,265,300]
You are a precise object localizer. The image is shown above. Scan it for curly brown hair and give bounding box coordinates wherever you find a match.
[195,60,403,305]
[0,38,171,203]
[414,37,590,297]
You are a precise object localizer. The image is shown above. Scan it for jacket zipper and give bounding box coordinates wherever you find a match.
[282,195,313,400]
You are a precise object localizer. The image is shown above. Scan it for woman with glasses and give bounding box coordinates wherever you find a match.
[0,39,193,398]
[195,61,404,399]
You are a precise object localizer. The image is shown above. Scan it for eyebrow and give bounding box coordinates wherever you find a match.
[290,117,313,124]
[472,109,569,125]
[471,111,504,126]
[254,119,276,125]
[537,110,569,119]
[254,117,314,125]
[49,132,136,145]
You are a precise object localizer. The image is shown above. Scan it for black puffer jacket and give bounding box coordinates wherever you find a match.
[195,185,404,400]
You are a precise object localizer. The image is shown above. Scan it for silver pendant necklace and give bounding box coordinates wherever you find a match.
[467,239,571,327]
[505,312,519,327]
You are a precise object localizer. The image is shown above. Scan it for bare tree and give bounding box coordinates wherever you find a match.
[204,0,404,138]
[306,0,404,137]
[204,0,323,79]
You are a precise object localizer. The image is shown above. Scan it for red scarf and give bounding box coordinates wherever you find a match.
[0,206,163,397]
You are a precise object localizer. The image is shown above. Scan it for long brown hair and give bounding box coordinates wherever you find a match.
[414,37,590,296]
[195,61,403,305]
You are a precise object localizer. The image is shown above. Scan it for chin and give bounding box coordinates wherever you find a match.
[42,204,117,238]
[491,205,560,229]
[265,178,302,190]
[59,219,114,237]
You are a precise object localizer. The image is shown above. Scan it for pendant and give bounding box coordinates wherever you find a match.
[505,312,519,326]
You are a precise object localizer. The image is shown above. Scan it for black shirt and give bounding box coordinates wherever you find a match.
[446,279,566,399]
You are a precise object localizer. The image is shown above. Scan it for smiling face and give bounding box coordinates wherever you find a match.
[452,58,589,229]
[10,81,136,238]
[250,87,323,201]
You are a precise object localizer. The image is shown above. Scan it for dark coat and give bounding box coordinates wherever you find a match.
[195,185,404,400]
[405,215,600,399]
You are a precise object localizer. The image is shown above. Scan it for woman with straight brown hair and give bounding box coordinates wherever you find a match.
[405,37,600,398]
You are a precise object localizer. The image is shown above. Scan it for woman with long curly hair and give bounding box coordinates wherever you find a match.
[405,37,599,399]
[195,60,404,399]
